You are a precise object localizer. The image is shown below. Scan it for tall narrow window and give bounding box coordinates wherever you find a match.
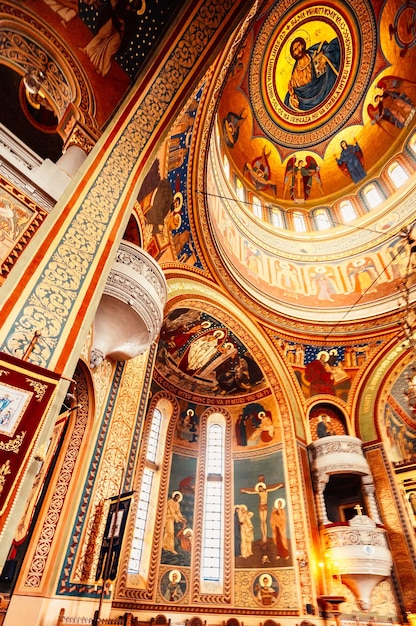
[364,184,382,209]
[235,177,245,202]
[314,208,331,231]
[388,162,408,188]
[252,196,263,219]
[270,206,284,228]
[292,211,307,232]
[201,421,224,587]
[223,153,230,179]
[409,131,416,154]
[128,408,162,575]
[339,200,356,223]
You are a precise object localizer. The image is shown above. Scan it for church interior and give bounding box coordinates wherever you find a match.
[0,0,416,625]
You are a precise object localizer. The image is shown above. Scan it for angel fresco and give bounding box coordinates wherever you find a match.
[178,329,226,375]
[310,267,336,302]
[222,109,246,148]
[347,257,377,294]
[244,147,277,195]
[336,140,366,183]
[368,76,416,132]
[283,156,322,203]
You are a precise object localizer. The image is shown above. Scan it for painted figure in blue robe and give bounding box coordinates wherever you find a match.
[336,140,366,183]
[284,36,341,112]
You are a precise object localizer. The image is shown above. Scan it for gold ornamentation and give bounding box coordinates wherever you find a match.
[2,0,235,369]
[0,370,9,378]
[63,123,97,155]
[0,431,26,453]
[74,356,145,583]
[0,460,11,495]
[0,30,72,118]
[23,369,89,588]
[26,379,47,401]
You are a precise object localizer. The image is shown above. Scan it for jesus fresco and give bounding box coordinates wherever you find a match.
[284,35,341,111]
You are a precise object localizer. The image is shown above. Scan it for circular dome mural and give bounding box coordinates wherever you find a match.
[204,0,416,323]
[250,0,376,149]
[216,0,416,204]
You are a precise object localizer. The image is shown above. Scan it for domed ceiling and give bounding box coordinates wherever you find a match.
[205,0,416,324]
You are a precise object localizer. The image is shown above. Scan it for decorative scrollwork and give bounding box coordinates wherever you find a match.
[0,431,26,453]
[26,378,47,401]
[0,459,11,495]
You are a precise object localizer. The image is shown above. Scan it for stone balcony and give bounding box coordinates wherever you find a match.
[309,435,370,477]
[321,515,393,611]
[90,241,167,368]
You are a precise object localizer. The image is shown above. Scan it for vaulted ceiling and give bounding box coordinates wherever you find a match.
[1,0,415,334]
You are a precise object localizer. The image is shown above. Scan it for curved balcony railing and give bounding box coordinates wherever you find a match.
[90,241,167,368]
[321,514,392,611]
[309,435,370,476]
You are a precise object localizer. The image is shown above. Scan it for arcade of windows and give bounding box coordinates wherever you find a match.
[220,132,416,235]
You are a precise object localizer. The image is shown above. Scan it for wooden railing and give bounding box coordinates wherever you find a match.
[55,612,404,626]
[57,609,140,625]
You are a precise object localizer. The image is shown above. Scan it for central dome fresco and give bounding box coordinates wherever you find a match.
[250,0,376,152]
[203,0,416,323]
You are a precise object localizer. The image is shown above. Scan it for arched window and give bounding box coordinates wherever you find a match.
[252,195,263,219]
[364,184,382,209]
[235,177,245,202]
[128,407,164,576]
[388,162,408,188]
[270,206,284,228]
[314,208,331,230]
[339,200,356,223]
[201,418,225,590]
[409,131,416,154]
[223,153,230,179]
[292,211,307,232]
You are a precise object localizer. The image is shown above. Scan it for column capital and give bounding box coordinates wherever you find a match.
[62,120,100,156]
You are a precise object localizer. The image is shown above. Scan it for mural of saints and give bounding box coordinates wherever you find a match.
[253,572,280,606]
[179,329,225,375]
[160,569,186,602]
[336,140,366,183]
[157,309,265,395]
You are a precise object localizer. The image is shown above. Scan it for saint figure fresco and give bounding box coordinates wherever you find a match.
[368,76,416,131]
[284,36,341,112]
[284,156,323,202]
[336,140,366,183]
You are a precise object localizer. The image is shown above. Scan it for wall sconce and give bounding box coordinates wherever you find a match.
[297,550,308,568]
[23,69,46,96]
